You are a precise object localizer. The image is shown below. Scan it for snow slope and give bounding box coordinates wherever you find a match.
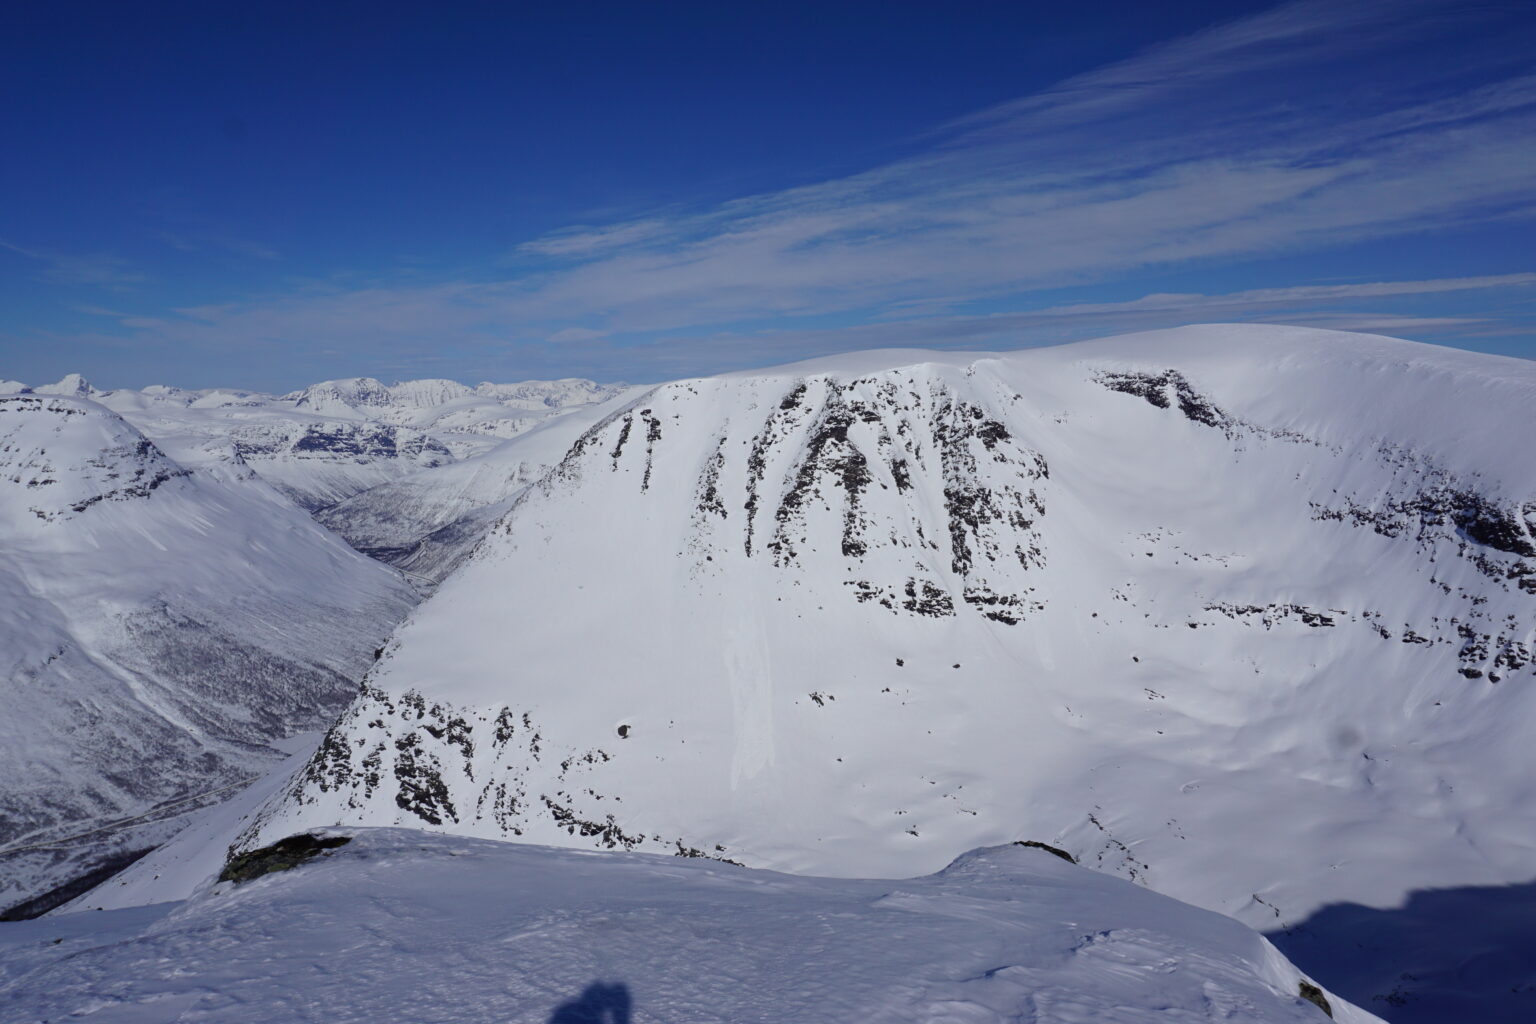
[0,395,416,912]
[240,324,1536,943]
[0,829,1377,1023]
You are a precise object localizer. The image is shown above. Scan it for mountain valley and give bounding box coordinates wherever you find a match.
[3,325,1532,1021]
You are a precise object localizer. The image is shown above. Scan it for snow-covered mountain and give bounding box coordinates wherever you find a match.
[5,373,626,513]
[0,393,416,913]
[0,828,1381,1023]
[28,373,97,398]
[238,324,1536,949]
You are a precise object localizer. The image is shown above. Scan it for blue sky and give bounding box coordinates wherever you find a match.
[2,0,1534,391]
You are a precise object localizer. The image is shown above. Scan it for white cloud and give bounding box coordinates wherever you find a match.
[158,231,280,261]
[546,326,608,343]
[0,240,146,288]
[470,0,1536,336]
[1022,275,1536,318]
[516,220,674,259]
[89,271,1534,385]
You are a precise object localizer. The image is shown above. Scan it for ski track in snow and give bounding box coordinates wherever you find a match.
[726,602,776,789]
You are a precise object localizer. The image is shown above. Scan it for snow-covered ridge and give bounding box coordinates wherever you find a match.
[239,325,1536,945]
[0,829,1382,1023]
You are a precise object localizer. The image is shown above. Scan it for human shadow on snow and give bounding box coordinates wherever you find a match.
[547,981,631,1024]
[1267,877,1536,1024]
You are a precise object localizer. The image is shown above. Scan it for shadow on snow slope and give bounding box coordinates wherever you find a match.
[1268,877,1536,1024]
[548,982,631,1024]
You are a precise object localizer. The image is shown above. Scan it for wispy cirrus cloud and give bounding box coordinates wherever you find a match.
[24,0,1536,384]
[1017,274,1536,319]
[460,0,1535,340]
[593,274,1536,378]
[0,240,146,288]
[515,220,675,259]
[941,0,1461,141]
[157,231,280,261]
[59,271,1534,386]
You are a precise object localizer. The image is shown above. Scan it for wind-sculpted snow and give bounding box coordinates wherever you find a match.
[0,829,1382,1023]
[242,326,1536,954]
[0,395,415,914]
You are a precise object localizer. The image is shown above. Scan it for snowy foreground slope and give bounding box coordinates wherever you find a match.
[0,829,1377,1023]
[241,325,1536,942]
[0,393,415,912]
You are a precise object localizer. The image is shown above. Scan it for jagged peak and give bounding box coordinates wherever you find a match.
[33,372,97,397]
